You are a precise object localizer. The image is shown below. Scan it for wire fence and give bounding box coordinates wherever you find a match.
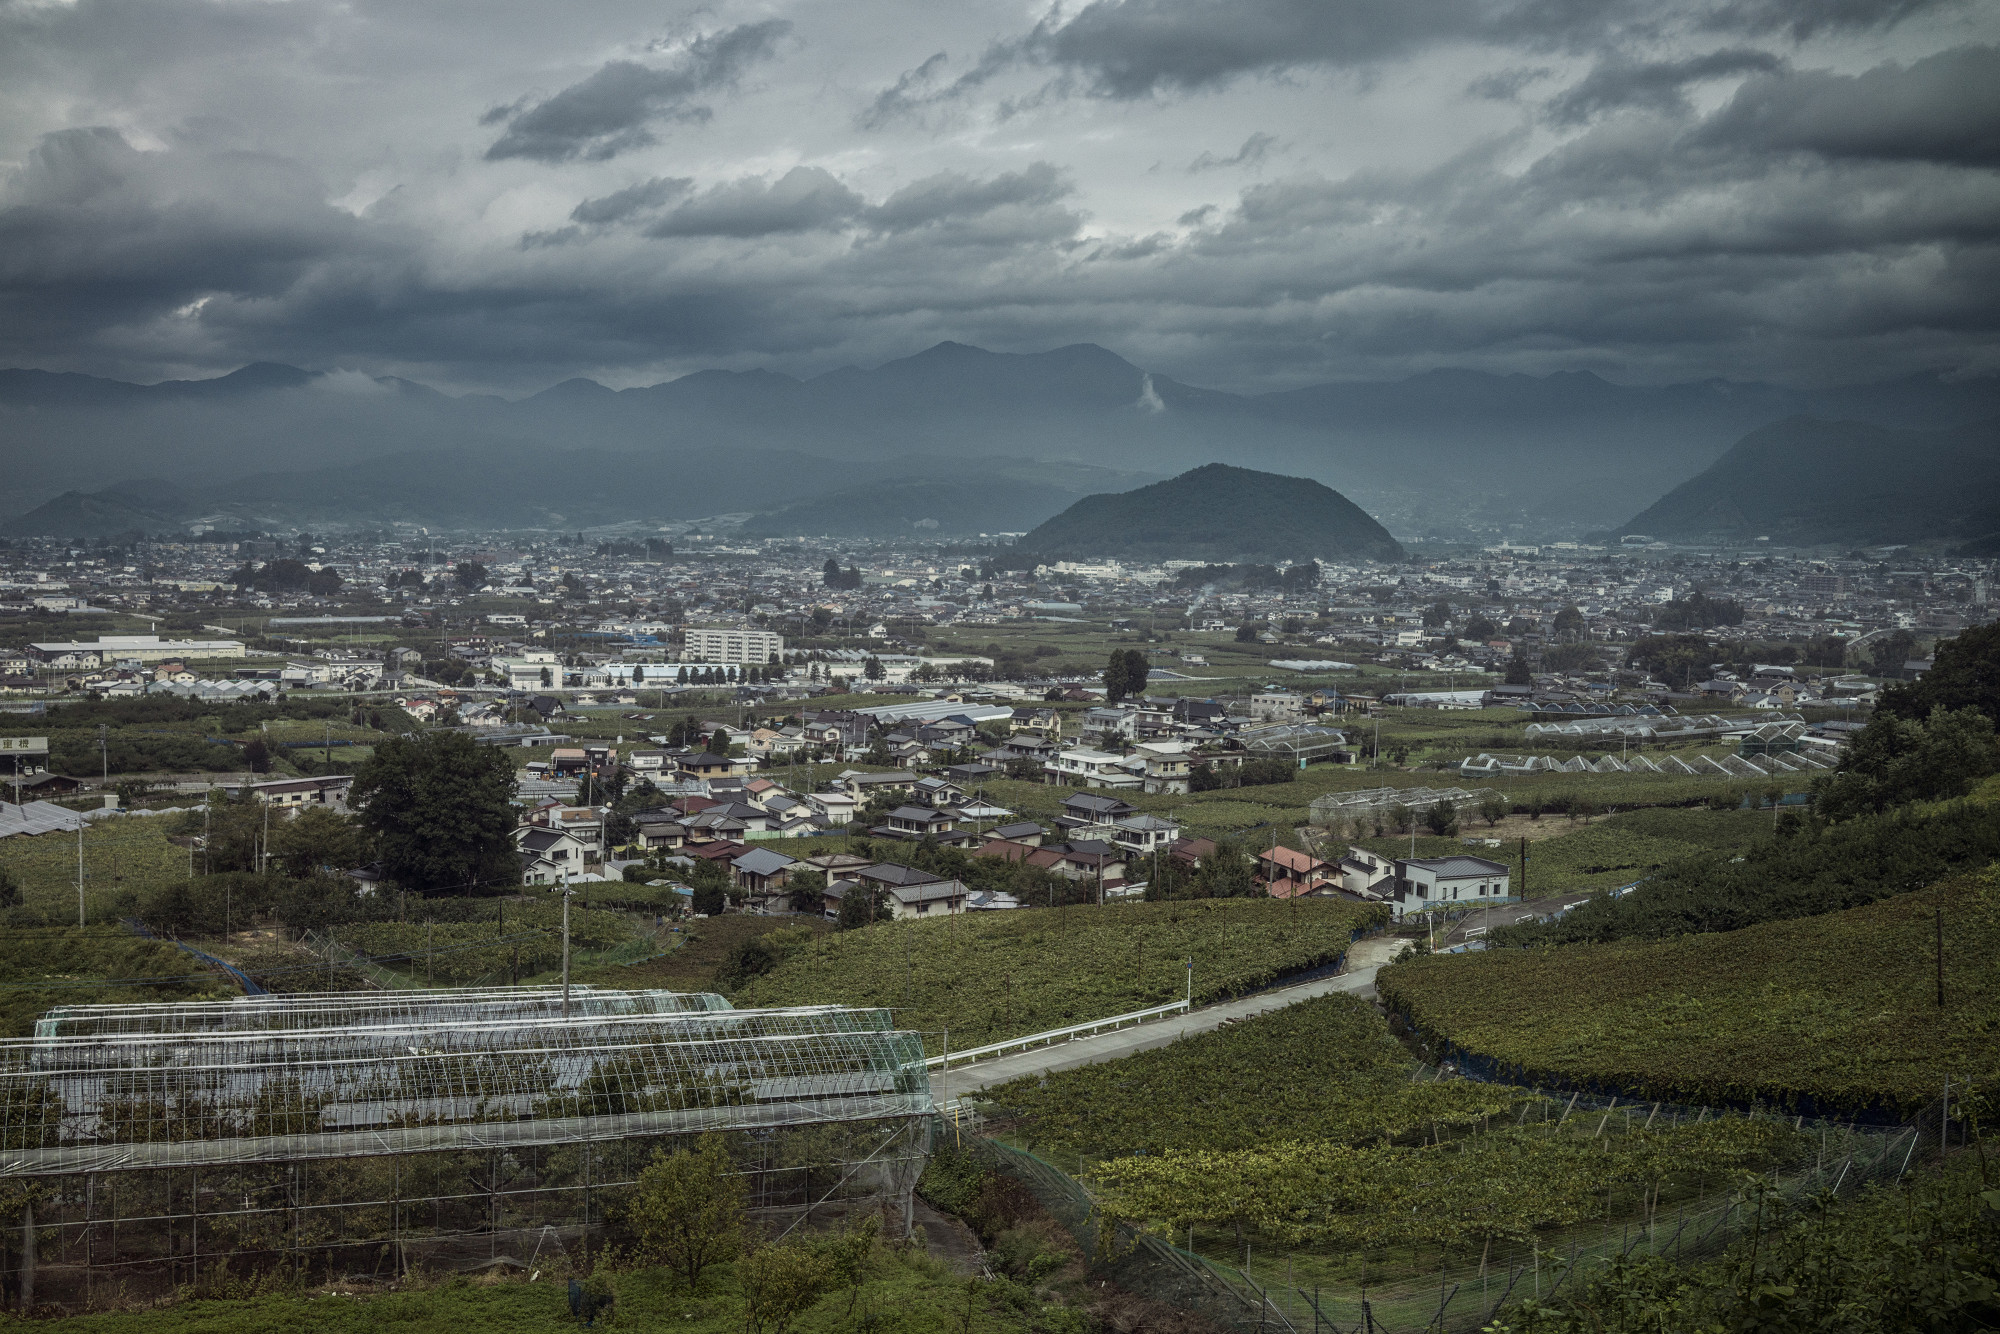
[951,1080,1967,1333]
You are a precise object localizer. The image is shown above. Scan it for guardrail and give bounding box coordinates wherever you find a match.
[925,997,1192,1073]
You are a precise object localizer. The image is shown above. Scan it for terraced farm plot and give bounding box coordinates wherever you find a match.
[732,897,1386,1055]
[1379,869,2000,1117]
[980,993,1515,1163]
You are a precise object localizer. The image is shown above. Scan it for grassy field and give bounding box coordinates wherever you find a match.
[1379,868,2000,1117]
[733,897,1386,1055]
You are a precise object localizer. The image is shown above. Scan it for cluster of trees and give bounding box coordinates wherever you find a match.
[1652,590,1745,631]
[1143,838,1260,899]
[820,559,864,590]
[1189,757,1294,791]
[350,731,518,894]
[1807,620,2000,820]
[1102,649,1150,702]
[1498,800,2000,947]
[1169,561,1320,593]
[230,558,343,597]
[674,663,784,685]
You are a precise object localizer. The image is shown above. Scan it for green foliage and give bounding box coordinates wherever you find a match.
[351,731,518,894]
[1652,591,1745,631]
[1500,800,2000,945]
[1382,870,2000,1116]
[1495,1152,2000,1334]
[630,1134,745,1290]
[0,927,224,1038]
[1092,1117,1786,1252]
[735,897,1385,1055]
[1814,705,1998,820]
[1625,634,1716,691]
[985,993,1516,1160]
[1877,620,2000,723]
[1102,648,1150,703]
[739,1241,835,1333]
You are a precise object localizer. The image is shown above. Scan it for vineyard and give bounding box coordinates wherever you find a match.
[327,897,652,985]
[730,897,1386,1055]
[1380,869,2000,1117]
[966,977,1823,1313]
[1500,798,2000,944]
[0,817,193,920]
[0,926,228,1037]
[981,993,1516,1160]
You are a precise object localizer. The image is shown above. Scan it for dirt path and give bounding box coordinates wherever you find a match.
[913,1198,984,1276]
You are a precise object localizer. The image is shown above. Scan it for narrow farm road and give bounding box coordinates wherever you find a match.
[929,960,1386,1105]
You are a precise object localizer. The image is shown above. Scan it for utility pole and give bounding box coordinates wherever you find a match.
[1936,907,1945,1010]
[560,869,573,1019]
[98,723,107,791]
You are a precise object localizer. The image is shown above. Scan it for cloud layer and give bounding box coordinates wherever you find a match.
[0,0,1992,393]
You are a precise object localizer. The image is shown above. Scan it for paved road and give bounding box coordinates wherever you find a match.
[1435,893,1594,949]
[929,958,1388,1106]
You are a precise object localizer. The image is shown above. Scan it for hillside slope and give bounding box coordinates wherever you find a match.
[1618,415,2000,545]
[1380,869,2000,1117]
[1015,463,1405,562]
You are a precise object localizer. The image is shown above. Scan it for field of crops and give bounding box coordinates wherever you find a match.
[331,898,649,985]
[0,818,193,921]
[1379,869,2000,1117]
[732,897,1386,1054]
[981,993,1518,1162]
[0,926,230,1037]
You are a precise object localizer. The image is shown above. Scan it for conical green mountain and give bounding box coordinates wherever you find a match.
[1016,463,1404,562]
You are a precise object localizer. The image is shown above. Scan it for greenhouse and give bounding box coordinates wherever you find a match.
[0,988,933,1305]
[1307,785,1496,825]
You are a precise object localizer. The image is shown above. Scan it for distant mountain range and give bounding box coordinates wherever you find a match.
[1016,464,1405,563]
[1616,416,2000,548]
[3,342,1997,540]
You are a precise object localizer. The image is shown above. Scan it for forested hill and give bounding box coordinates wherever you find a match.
[1014,464,1405,563]
[1617,415,2000,548]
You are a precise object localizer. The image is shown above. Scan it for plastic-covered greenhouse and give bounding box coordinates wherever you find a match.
[0,987,933,1306]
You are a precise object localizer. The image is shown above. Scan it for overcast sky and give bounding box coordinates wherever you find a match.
[1,0,1995,394]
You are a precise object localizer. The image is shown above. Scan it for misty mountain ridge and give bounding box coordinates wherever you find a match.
[3,342,1997,540]
[1617,415,2000,548]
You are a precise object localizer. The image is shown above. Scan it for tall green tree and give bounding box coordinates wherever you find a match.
[351,731,518,894]
[1103,651,1132,702]
[1875,621,1999,722]
[1813,705,1997,821]
[1123,648,1150,697]
[630,1135,745,1291]
[1504,648,1532,686]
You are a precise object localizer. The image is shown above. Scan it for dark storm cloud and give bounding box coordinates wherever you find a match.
[869,0,1966,114]
[867,163,1071,231]
[0,127,365,349]
[1544,49,1785,125]
[1188,132,1278,172]
[1698,45,2000,164]
[484,20,791,162]
[570,176,695,225]
[642,166,866,238]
